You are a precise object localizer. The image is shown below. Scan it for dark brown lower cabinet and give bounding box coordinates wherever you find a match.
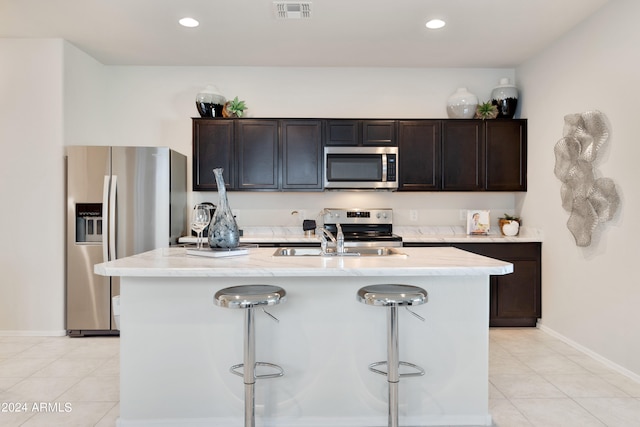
[404,242,541,327]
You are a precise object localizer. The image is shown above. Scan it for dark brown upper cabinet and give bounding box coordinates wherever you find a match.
[193,118,323,191]
[398,120,441,191]
[192,119,235,190]
[441,120,485,191]
[236,120,279,190]
[324,120,396,146]
[398,119,527,192]
[281,120,323,190]
[194,118,526,192]
[484,120,527,191]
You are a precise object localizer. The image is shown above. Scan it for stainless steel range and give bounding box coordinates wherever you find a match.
[321,208,402,247]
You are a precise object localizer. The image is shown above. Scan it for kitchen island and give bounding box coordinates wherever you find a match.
[95,246,512,427]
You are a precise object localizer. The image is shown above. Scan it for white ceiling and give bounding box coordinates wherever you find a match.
[0,0,611,67]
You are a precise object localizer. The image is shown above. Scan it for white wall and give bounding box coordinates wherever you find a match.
[0,39,65,334]
[517,0,640,376]
[103,66,518,227]
[64,42,108,146]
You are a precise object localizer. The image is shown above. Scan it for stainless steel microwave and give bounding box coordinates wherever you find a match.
[323,146,398,190]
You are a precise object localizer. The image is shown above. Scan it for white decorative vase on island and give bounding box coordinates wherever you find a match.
[446,87,478,119]
[490,78,518,119]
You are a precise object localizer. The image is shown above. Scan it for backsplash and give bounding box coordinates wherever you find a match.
[191,191,519,228]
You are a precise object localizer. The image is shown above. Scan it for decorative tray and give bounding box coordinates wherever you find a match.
[186,245,250,258]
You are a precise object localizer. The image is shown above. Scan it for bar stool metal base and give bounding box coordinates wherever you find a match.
[368,361,425,378]
[357,284,427,427]
[230,361,285,380]
[214,285,286,427]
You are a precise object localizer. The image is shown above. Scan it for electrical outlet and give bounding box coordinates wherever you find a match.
[459,209,467,221]
[409,210,418,222]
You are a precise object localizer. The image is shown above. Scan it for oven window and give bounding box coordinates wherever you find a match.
[326,154,382,181]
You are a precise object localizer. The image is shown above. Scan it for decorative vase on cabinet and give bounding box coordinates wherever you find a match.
[490,78,518,119]
[447,87,479,119]
[208,168,240,248]
[196,85,226,118]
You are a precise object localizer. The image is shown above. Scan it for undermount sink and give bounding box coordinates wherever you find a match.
[272,247,407,257]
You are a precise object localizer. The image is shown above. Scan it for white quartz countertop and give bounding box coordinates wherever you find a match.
[94,246,513,278]
[178,225,543,245]
[396,225,543,243]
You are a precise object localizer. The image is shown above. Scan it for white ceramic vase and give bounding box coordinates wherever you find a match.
[447,87,478,119]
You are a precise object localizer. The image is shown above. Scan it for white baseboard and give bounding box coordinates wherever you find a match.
[0,330,66,337]
[117,414,492,427]
[537,322,640,384]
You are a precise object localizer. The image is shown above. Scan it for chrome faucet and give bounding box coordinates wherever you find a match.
[317,227,336,254]
[317,226,346,255]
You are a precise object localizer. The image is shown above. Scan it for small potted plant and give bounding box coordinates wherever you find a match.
[475,101,498,120]
[222,96,247,118]
[499,213,522,236]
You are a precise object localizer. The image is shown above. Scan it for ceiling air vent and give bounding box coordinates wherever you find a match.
[273,2,311,19]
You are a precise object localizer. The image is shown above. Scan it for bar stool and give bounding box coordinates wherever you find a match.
[357,284,428,427]
[214,285,287,427]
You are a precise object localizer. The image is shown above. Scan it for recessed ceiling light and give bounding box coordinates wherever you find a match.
[425,19,446,30]
[179,17,199,28]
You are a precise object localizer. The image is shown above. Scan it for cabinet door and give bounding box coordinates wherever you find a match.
[441,120,484,190]
[453,243,541,327]
[281,120,323,190]
[192,119,235,191]
[398,120,440,191]
[485,120,527,191]
[324,120,397,146]
[324,120,359,146]
[493,259,540,324]
[362,120,397,146]
[236,120,279,190]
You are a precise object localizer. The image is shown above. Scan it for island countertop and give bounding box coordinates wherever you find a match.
[94,246,513,278]
[99,246,513,427]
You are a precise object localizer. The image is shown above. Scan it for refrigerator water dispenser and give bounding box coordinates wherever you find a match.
[75,203,103,243]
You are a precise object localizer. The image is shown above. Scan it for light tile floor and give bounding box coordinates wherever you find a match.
[0,328,638,426]
[489,328,640,427]
[0,336,119,427]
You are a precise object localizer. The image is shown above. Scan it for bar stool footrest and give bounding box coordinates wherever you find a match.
[368,361,425,378]
[230,362,285,379]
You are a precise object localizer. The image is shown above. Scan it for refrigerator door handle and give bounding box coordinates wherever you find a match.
[109,175,118,261]
[102,175,111,263]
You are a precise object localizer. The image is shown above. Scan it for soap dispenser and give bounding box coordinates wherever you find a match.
[336,224,345,254]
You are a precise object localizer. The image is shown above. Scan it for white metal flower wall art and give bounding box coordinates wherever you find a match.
[554,111,620,246]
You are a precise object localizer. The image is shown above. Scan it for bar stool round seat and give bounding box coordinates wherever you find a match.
[357,284,427,427]
[214,284,286,427]
[215,284,286,309]
[357,284,428,308]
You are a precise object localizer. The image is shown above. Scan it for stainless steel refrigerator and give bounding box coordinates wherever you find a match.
[65,146,187,336]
